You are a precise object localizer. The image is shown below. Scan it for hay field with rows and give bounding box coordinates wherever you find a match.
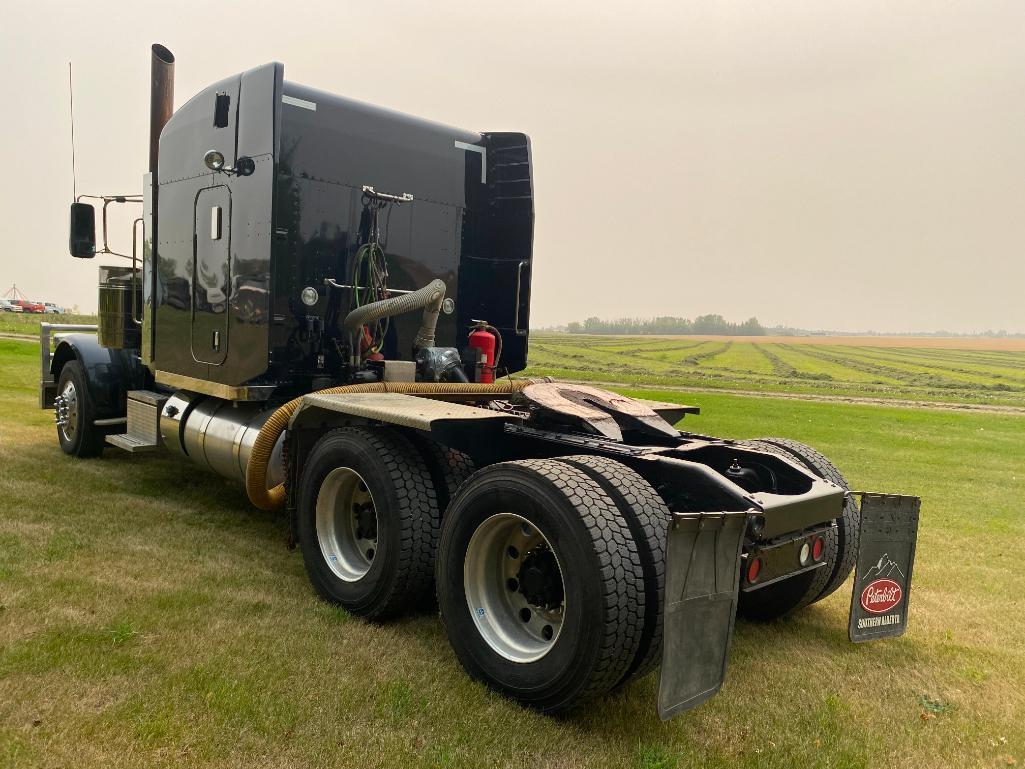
[524,334,1025,410]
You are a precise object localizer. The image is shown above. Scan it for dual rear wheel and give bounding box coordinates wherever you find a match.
[296,430,670,712]
[296,428,854,711]
[296,427,442,620]
[436,458,668,711]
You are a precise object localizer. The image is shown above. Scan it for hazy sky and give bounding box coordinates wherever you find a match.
[2,0,1023,333]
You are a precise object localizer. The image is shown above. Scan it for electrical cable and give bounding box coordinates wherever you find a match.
[348,194,396,360]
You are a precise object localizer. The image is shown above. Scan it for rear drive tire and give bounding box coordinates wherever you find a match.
[738,438,859,620]
[557,454,671,685]
[436,459,645,713]
[410,436,476,516]
[55,360,105,458]
[296,426,441,620]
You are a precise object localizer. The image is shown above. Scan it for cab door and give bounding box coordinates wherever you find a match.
[192,185,231,365]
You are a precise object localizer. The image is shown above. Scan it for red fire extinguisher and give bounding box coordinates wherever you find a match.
[468,320,501,383]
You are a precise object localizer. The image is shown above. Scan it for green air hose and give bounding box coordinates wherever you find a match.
[351,242,390,353]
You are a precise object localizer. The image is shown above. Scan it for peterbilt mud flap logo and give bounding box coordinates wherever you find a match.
[860,578,902,614]
[848,494,920,643]
[859,554,906,614]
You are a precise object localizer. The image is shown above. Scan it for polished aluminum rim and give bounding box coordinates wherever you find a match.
[464,513,566,663]
[57,380,78,442]
[316,467,378,582]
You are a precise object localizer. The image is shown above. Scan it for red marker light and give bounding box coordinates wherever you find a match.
[812,536,824,561]
[747,557,762,583]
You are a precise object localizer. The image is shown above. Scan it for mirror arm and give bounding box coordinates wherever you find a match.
[75,194,143,203]
[102,199,110,255]
[72,195,143,259]
[131,218,144,325]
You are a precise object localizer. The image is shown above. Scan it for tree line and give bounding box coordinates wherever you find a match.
[565,314,766,336]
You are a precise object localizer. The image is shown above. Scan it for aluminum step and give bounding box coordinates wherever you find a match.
[105,433,160,453]
[105,389,168,453]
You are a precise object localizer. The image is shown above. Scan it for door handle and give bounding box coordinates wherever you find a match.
[514,261,529,336]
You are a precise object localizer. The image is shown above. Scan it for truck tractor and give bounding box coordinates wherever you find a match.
[42,44,920,719]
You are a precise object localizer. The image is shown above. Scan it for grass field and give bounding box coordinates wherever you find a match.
[2,336,1024,768]
[0,313,98,337]
[524,334,1025,409]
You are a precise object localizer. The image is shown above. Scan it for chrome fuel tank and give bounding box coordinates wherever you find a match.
[159,391,284,488]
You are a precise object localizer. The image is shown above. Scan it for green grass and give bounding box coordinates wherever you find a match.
[1,339,1024,767]
[524,334,1025,408]
[0,312,98,337]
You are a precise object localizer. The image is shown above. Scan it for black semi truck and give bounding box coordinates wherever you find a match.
[42,45,920,719]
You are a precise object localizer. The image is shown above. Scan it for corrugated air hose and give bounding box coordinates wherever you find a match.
[245,378,539,511]
[343,278,447,353]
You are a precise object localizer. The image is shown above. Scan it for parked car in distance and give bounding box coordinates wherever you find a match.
[44,302,64,314]
[13,300,46,313]
[0,299,24,312]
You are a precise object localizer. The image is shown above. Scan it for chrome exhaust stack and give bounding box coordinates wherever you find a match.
[149,44,175,175]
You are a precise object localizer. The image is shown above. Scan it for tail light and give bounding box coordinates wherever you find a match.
[812,536,824,562]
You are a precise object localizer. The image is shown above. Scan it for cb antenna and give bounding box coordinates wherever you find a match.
[68,61,77,200]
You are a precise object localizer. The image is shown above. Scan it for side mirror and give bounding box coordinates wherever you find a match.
[69,202,96,258]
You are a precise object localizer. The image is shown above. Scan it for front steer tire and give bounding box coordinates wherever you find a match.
[738,438,860,620]
[296,426,441,621]
[436,459,646,713]
[55,359,106,458]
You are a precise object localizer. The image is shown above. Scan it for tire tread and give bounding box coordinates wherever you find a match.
[753,438,859,606]
[437,458,646,710]
[556,455,670,685]
[515,459,645,701]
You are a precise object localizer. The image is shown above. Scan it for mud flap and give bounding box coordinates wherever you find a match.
[848,493,921,643]
[657,511,748,720]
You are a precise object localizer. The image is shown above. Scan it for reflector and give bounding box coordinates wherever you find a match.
[746,557,761,583]
[812,537,824,561]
